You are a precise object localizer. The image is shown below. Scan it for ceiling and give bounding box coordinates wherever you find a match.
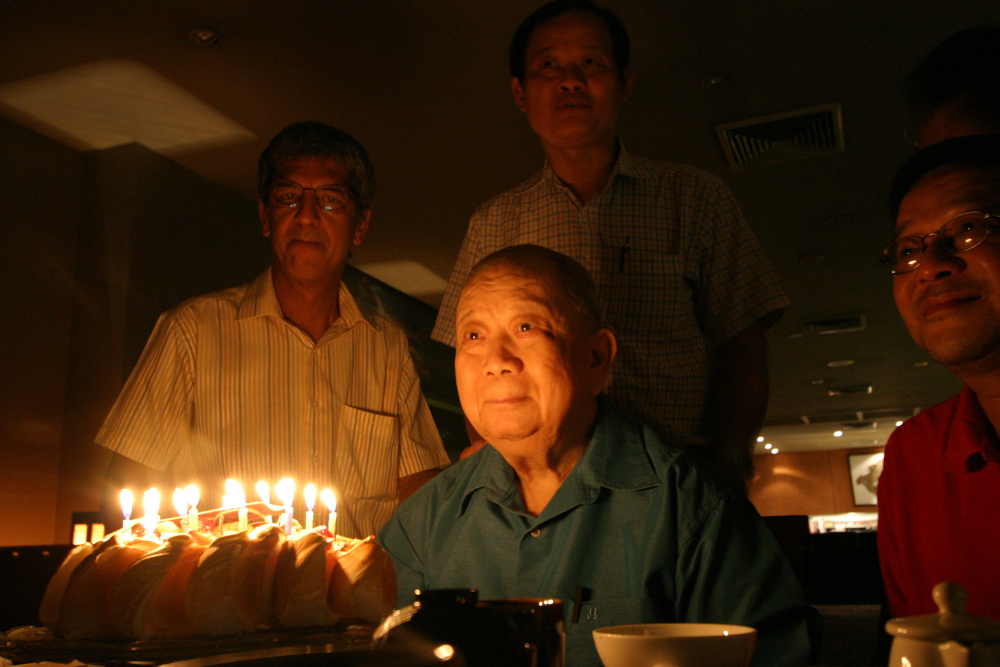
[2,0,997,454]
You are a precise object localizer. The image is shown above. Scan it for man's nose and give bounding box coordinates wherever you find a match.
[485,336,523,375]
[294,190,322,223]
[915,236,966,282]
[558,66,586,91]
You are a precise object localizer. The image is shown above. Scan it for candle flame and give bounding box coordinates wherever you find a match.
[224,479,246,509]
[173,488,188,517]
[184,484,199,509]
[142,487,161,533]
[320,488,336,513]
[120,489,133,520]
[144,488,160,517]
[276,477,295,507]
[304,483,316,511]
[256,480,271,505]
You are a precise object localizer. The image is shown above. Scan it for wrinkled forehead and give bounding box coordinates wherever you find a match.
[895,166,1000,235]
[459,264,570,314]
[528,9,615,57]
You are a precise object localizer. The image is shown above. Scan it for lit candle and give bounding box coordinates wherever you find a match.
[226,479,248,532]
[276,477,295,535]
[321,488,337,537]
[256,481,272,524]
[304,484,316,531]
[173,488,188,528]
[120,489,133,531]
[185,484,200,532]
[256,480,270,504]
[142,487,160,535]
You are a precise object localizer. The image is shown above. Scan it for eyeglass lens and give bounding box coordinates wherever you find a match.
[884,212,991,274]
[270,183,351,212]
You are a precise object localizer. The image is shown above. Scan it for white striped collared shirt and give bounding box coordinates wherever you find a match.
[96,268,450,537]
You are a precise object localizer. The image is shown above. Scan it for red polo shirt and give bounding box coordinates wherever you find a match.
[878,386,1000,619]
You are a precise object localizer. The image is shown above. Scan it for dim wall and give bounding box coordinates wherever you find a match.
[749,446,884,517]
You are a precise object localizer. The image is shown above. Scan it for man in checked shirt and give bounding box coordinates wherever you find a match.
[432,0,789,488]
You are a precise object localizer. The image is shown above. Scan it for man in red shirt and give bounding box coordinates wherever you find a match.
[878,133,1000,618]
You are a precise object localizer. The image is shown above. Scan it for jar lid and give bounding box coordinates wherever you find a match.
[886,582,1000,644]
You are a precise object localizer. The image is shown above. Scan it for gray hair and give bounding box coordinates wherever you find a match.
[257,121,375,210]
[467,244,606,331]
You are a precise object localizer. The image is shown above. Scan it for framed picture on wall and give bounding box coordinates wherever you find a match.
[848,452,884,506]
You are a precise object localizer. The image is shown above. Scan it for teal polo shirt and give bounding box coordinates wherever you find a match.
[379,397,811,666]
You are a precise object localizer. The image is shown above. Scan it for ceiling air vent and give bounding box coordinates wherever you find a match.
[715,103,844,169]
[800,314,866,336]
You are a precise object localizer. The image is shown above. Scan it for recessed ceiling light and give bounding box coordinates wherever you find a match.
[756,436,764,442]
[833,430,843,437]
[764,443,772,450]
[188,28,223,46]
[771,449,779,454]
[827,359,855,368]
[895,420,903,427]
[700,74,728,89]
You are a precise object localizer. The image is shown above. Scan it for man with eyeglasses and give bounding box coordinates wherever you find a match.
[431,0,789,491]
[96,122,450,537]
[877,133,1000,618]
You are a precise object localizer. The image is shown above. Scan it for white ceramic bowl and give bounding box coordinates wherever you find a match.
[593,622,757,667]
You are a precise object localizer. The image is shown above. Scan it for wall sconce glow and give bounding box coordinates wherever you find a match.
[833,430,843,437]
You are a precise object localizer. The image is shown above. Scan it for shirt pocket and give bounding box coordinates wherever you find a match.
[566,596,658,662]
[334,405,399,501]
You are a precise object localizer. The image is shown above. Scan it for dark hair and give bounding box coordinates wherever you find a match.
[257,121,375,210]
[467,244,606,331]
[888,133,1000,218]
[909,26,1000,132]
[509,0,630,83]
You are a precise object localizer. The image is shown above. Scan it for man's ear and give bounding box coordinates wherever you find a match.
[259,201,271,237]
[512,77,528,113]
[589,328,617,396]
[353,208,372,246]
[619,66,634,103]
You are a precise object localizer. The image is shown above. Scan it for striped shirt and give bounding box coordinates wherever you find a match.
[432,147,789,446]
[97,268,450,538]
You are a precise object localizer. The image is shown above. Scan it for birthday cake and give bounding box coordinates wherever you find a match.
[38,504,396,641]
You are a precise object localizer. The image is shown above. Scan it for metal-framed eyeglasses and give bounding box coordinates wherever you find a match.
[879,211,999,275]
[268,182,353,213]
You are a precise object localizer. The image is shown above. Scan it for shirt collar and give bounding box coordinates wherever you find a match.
[456,395,662,518]
[236,266,378,333]
[945,385,1000,472]
[539,141,642,189]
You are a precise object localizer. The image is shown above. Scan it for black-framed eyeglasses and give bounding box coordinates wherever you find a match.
[269,182,352,213]
[880,211,999,275]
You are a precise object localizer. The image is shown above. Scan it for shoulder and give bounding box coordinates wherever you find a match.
[470,171,547,221]
[600,405,734,514]
[888,392,963,453]
[625,153,730,192]
[159,282,250,326]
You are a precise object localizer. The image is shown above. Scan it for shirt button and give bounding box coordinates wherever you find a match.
[530,528,542,538]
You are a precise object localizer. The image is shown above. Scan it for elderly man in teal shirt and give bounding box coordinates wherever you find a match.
[378,245,811,666]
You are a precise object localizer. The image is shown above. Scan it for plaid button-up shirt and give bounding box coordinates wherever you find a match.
[432,147,789,445]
